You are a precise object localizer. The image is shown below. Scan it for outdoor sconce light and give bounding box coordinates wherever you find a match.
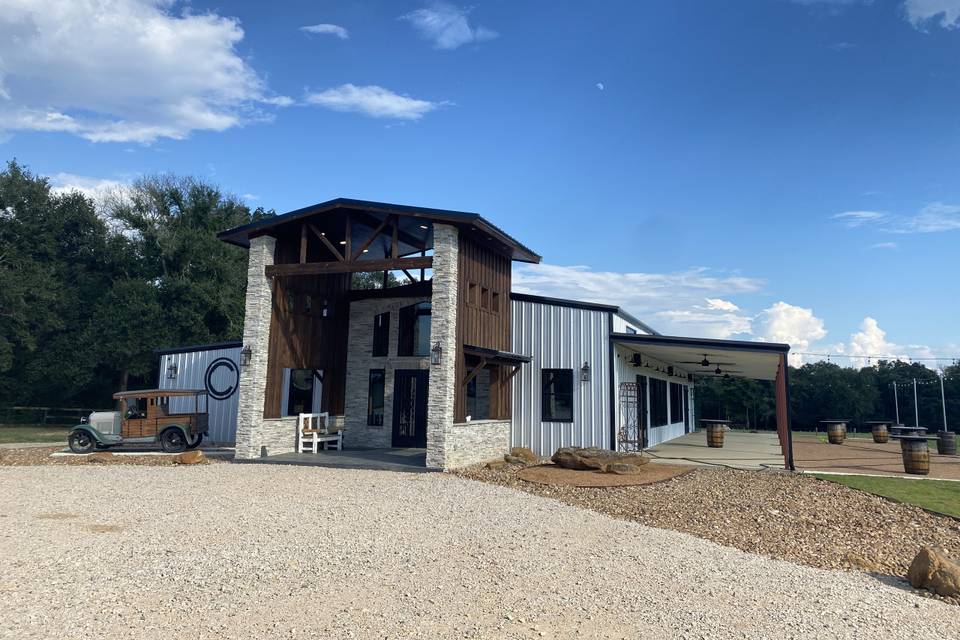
[165,363,178,379]
[667,366,674,376]
[630,354,642,367]
[240,346,253,368]
[430,341,442,366]
[580,361,591,382]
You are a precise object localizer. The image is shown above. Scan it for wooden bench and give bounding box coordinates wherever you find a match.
[296,413,343,453]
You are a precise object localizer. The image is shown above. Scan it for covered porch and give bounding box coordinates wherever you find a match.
[610,333,794,470]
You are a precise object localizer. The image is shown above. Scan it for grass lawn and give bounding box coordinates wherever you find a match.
[0,425,69,445]
[813,473,960,519]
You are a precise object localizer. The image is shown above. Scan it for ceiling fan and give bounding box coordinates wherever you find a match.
[678,354,736,368]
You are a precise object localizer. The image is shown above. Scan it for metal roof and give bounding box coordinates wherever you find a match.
[218,197,541,263]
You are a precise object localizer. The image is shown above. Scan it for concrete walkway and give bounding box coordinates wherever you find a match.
[645,430,786,470]
[244,447,431,473]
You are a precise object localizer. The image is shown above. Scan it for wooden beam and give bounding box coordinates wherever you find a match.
[391,216,399,259]
[352,217,391,261]
[401,269,418,283]
[463,357,488,387]
[308,224,344,261]
[503,364,523,383]
[300,224,308,264]
[266,256,433,278]
[344,213,352,262]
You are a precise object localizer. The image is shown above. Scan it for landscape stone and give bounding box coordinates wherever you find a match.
[551,447,649,471]
[907,547,960,598]
[175,450,206,465]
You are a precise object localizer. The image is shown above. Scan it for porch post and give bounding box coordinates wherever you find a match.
[426,224,459,469]
[235,235,276,459]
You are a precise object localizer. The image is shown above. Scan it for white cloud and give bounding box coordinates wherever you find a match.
[904,0,960,28]
[512,263,762,338]
[844,317,910,364]
[831,210,887,227]
[755,302,828,365]
[0,0,288,144]
[300,23,349,39]
[596,82,605,91]
[400,2,498,50]
[49,172,127,202]
[304,84,444,120]
[869,241,899,250]
[705,298,740,312]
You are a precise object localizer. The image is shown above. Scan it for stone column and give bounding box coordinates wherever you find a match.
[234,235,276,459]
[426,224,459,469]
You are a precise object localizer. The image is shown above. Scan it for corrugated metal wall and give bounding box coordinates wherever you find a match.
[158,346,241,444]
[613,345,692,448]
[510,300,611,456]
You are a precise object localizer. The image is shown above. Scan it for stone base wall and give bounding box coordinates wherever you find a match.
[439,420,511,470]
[247,415,345,457]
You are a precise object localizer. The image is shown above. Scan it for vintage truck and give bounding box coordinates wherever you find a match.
[68,389,209,454]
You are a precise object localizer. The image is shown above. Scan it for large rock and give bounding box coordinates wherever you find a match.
[551,447,649,472]
[86,452,114,463]
[907,547,960,598]
[174,450,206,465]
[510,447,539,464]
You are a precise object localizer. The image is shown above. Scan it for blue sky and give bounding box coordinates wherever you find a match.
[3,0,959,366]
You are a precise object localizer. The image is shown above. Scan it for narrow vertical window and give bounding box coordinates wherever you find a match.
[491,291,500,314]
[398,302,431,356]
[367,369,385,426]
[372,312,389,357]
[541,369,574,422]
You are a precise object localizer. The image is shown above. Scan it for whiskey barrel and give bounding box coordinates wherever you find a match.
[871,424,889,443]
[826,422,846,445]
[706,424,725,448]
[937,431,957,456]
[901,438,930,475]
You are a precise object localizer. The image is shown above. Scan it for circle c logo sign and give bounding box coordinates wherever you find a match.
[205,357,239,401]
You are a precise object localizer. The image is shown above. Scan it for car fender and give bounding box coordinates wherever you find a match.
[158,424,191,440]
[69,424,106,443]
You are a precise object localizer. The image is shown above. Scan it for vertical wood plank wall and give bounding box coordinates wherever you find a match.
[454,236,513,422]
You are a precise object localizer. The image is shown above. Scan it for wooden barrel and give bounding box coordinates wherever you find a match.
[901,439,930,475]
[871,424,889,444]
[827,422,846,445]
[937,431,957,456]
[706,424,725,448]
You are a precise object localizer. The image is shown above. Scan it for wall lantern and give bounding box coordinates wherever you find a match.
[430,341,442,366]
[240,346,253,368]
[165,363,178,379]
[580,361,591,382]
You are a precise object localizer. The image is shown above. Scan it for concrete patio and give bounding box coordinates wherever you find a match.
[644,430,787,470]
[239,447,431,473]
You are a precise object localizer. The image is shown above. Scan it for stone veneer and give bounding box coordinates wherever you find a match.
[234,235,275,460]
[442,420,511,469]
[343,296,430,448]
[425,224,459,469]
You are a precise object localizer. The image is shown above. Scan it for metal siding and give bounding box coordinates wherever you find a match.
[157,346,241,444]
[612,344,690,448]
[510,299,610,457]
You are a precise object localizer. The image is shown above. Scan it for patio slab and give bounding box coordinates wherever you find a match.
[644,430,787,470]
[241,447,431,473]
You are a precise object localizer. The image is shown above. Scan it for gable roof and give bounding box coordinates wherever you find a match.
[218,197,541,263]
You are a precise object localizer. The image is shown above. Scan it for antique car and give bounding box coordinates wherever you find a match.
[68,389,209,454]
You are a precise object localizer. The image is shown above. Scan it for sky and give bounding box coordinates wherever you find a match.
[2,0,959,367]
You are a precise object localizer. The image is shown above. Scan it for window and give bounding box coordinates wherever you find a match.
[398,302,431,356]
[466,365,491,420]
[649,378,668,428]
[468,282,478,306]
[670,382,684,425]
[480,287,490,309]
[367,369,385,426]
[491,291,501,314]
[625,326,637,335]
[372,312,389,357]
[541,369,574,422]
[287,369,314,416]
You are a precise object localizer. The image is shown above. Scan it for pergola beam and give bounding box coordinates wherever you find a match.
[308,223,344,261]
[266,256,433,277]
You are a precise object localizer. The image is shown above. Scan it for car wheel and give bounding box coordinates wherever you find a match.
[186,433,203,450]
[68,431,96,454]
[160,428,187,453]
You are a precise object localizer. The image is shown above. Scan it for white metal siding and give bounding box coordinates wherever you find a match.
[612,312,649,335]
[158,346,241,444]
[613,345,691,448]
[510,300,611,457]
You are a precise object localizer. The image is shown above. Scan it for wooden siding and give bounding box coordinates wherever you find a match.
[454,236,513,422]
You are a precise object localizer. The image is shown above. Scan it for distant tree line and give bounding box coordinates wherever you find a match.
[696,360,960,433]
[0,161,272,410]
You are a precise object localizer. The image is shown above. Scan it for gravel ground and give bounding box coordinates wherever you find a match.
[458,464,960,597]
[0,446,229,466]
[2,465,959,639]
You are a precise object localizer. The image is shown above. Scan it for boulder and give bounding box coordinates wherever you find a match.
[503,454,526,465]
[86,452,114,463]
[174,450,206,465]
[551,447,649,471]
[605,463,642,475]
[485,459,507,470]
[907,547,960,598]
[510,447,539,464]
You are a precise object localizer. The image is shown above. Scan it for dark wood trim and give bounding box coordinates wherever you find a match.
[344,215,352,262]
[352,217,391,260]
[299,224,308,263]
[503,364,523,383]
[266,256,433,277]
[309,224,344,261]
[391,215,399,259]
[463,357,488,387]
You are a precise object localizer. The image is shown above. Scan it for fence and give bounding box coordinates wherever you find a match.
[1,406,91,427]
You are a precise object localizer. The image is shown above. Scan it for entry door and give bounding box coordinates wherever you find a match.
[636,375,649,449]
[392,370,429,448]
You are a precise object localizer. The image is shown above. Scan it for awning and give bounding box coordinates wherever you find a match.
[463,344,532,366]
[610,333,789,381]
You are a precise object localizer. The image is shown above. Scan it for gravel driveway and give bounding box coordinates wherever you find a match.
[1,465,958,640]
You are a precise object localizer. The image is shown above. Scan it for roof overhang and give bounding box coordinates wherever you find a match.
[611,333,789,381]
[218,197,541,263]
[463,344,532,366]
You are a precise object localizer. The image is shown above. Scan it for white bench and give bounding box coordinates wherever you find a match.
[296,412,343,453]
